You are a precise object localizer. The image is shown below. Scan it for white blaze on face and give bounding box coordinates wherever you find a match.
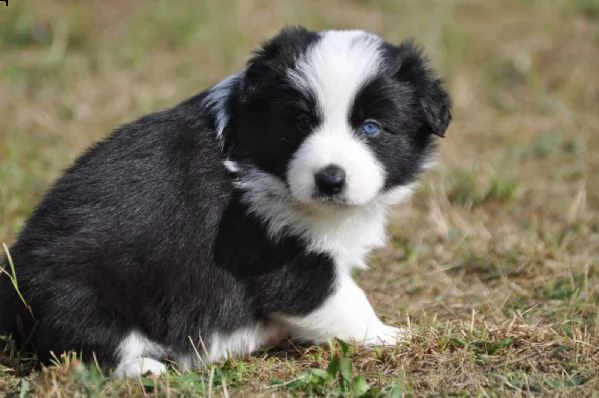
[286,31,386,206]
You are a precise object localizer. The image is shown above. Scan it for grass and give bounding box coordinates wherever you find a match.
[1,0,598,396]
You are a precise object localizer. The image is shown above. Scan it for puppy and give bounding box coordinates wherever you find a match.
[0,26,451,377]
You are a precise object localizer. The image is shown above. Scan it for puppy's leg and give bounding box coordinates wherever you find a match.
[279,274,406,346]
[114,331,167,378]
[115,357,167,378]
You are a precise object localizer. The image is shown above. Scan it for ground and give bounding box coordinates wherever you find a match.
[1,0,598,396]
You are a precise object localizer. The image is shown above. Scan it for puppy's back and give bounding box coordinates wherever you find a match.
[1,93,232,364]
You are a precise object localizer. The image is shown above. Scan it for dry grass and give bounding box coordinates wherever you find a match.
[1,0,598,396]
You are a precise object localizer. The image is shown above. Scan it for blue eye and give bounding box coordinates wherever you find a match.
[361,120,381,136]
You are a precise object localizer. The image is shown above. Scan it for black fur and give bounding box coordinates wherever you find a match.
[386,41,452,137]
[226,27,321,179]
[0,92,336,366]
[0,26,450,370]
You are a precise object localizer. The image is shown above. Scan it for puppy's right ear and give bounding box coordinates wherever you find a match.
[241,26,318,101]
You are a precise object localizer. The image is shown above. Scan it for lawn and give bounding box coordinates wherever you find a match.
[1,0,598,396]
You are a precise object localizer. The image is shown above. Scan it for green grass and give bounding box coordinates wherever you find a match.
[1,0,598,396]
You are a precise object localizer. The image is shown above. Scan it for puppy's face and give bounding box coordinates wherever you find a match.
[226,27,451,207]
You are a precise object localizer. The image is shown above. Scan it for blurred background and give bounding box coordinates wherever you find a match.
[0,0,598,393]
[1,0,598,313]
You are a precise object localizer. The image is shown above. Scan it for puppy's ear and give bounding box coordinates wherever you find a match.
[242,26,318,100]
[393,41,452,137]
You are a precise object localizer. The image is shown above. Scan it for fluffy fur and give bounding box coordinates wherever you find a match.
[0,26,451,377]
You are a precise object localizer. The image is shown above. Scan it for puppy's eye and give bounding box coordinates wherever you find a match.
[361,120,382,136]
[296,114,312,132]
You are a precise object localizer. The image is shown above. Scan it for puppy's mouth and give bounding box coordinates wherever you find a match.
[310,193,352,206]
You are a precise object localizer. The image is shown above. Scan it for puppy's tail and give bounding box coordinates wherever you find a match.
[0,250,34,352]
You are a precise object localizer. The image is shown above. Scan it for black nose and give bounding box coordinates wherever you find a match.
[315,164,346,195]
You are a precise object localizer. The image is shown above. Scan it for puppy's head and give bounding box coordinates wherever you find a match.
[224,26,451,207]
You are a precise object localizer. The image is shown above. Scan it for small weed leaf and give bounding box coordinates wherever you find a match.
[351,375,370,397]
[339,356,353,384]
[310,368,332,381]
[337,339,350,356]
[449,337,467,348]
[552,345,574,358]
[473,338,515,355]
[446,336,515,356]
[327,356,340,377]
[18,379,30,398]
[211,362,245,388]
[140,377,156,388]
[70,361,108,398]
[497,338,514,349]
[543,278,578,300]
[170,371,203,388]
[388,376,405,398]
[287,369,330,396]
[287,342,377,397]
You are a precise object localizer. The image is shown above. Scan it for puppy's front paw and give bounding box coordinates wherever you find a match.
[115,357,167,379]
[363,324,410,346]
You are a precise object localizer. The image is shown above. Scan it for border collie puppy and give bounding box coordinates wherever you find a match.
[0,26,451,377]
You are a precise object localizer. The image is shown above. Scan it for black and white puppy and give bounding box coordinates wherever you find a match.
[0,27,451,377]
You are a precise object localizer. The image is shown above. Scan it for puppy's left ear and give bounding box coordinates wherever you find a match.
[393,41,452,137]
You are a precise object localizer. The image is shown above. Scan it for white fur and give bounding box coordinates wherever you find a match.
[207,322,282,362]
[180,323,284,370]
[287,127,385,206]
[223,159,240,173]
[201,73,243,142]
[115,331,166,378]
[276,273,405,345]
[116,324,283,376]
[288,30,382,109]
[231,31,402,274]
[236,167,389,273]
[110,30,423,376]
[377,183,418,206]
[287,31,386,206]
[115,358,167,378]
